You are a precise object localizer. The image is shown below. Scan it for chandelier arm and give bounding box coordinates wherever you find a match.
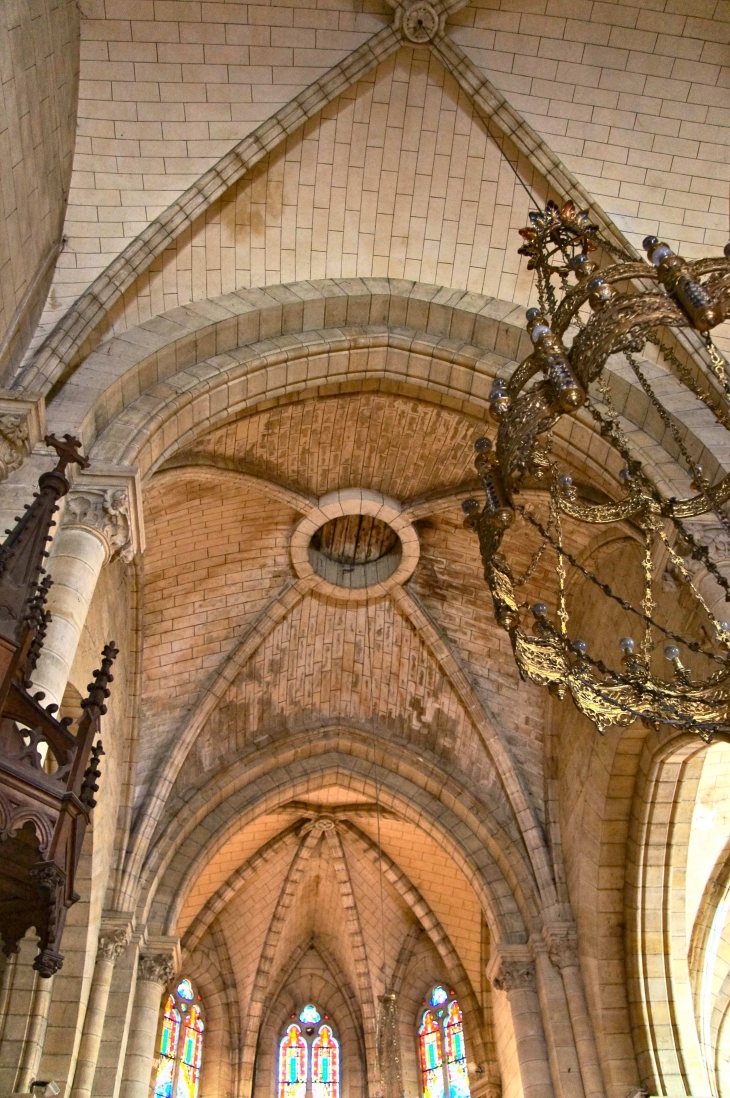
[506,353,541,397]
[552,262,660,336]
[555,486,650,524]
[497,573,728,737]
[569,296,688,387]
[515,506,726,664]
[623,350,730,535]
[583,397,730,607]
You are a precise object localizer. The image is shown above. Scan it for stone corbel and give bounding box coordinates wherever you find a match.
[486,945,536,992]
[0,389,46,481]
[62,463,145,565]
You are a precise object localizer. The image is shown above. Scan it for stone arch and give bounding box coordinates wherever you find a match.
[132,733,539,948]
[31,279,713,507]
[625,729,730,1097]
[257,939,366,1098]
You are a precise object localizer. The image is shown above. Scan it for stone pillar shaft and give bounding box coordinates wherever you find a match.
[552,950,605,1098]
[532,948,583,1098]
[488,952,555,1098]
[71,928,132,1098]
[32,469,142,707]
[119,954,176,1098]
[33,525,108,707]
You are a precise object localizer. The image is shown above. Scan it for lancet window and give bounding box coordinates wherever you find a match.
[153,979,205,1098]
[418,987,471,1098]
[278,1005,340,1098]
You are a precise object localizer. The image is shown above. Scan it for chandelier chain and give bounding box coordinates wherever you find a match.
[515,506,726,664]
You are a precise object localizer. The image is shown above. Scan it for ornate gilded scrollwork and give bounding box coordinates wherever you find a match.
[464,199,730,738]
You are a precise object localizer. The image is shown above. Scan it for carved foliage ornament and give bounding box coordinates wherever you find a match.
[98,926,132,963]
[66,487,134,563]
[138,952,177,986]
[0,414,29,481]
[490,959,536,993]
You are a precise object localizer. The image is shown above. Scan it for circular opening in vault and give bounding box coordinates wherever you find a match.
[308,515,402,590]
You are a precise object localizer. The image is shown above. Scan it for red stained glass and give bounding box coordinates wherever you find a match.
[154,997,180,1098]
[419,1010,445,1098]
[419,992,471,1098]
[279,1024,307,1098]
[153,982,204,1098]
[312,1024,339,1098]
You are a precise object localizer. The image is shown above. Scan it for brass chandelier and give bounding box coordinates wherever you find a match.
[462,200,730,739]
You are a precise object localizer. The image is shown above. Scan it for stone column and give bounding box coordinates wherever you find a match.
[32,467,143,707]
[71,923,133,1098]
[546,932,606,1098]
[530,939,582,1098]
[15,972,55,1093]
[119,952,177,1098]
[487,948,555,1098]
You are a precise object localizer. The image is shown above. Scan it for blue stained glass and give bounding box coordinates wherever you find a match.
[177,980,194,1001]
[299,1005,321,1024]
[430,987,448,1007]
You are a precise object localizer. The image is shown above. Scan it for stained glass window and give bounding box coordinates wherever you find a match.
[419,1010,445,1098]
[153,980,204,1098]
[279,1024,307,1098]
[444,1001,469,1098]
[419,991,471,1098]
[278,1008,340,1098]
[154,997,180,1098]
[177,1005,204,1098]
[312,1024,339,1098]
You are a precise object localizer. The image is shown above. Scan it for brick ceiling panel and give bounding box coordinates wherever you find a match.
[181,394,481,503]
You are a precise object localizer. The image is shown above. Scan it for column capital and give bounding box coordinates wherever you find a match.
[63,464,145,564]
[137,934,180,986]
[486,945,536,992]
[541,925,579,970]
[97,917,134,963]
[0,390,46,481]
[137,953,177,987]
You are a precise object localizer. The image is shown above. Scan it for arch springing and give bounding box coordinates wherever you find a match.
[419,988,471,1098]
[153,980,205,1098]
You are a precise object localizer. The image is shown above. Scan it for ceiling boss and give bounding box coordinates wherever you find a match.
[462,200,730,739]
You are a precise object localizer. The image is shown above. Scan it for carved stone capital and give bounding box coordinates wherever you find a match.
[546,936,578,970]
[97,924,132,963]
[138,952,177,986]
[63,464,145,563]
[487,947,536,993]
[0,391,45,482]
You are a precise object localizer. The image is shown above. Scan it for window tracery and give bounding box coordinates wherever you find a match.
[278,1006,340,1098]
[418,988,471,1098]
[153,979,204,1098]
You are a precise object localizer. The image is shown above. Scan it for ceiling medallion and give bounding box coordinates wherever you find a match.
[462,199,730,738]
[401,1,440,42]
